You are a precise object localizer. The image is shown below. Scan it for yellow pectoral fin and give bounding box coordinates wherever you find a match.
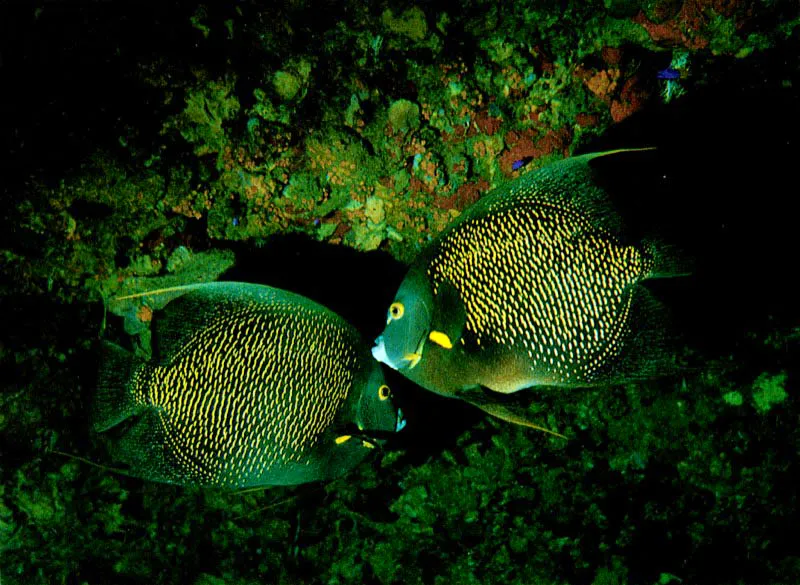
[403,353,422,369]
[429,330,453,349]
[469,401,567,439]
[335,435,352,445]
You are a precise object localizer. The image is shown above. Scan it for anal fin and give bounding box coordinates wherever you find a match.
[458,387,567,439]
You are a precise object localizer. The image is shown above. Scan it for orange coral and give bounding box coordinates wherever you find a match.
[586,69,621,101]
[610,76,650,122]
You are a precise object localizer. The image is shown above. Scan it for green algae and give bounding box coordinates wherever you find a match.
[723,391,744,407]
[273,70,302,101]
[273,58,312,102]
[752,372,789,413]
[382,7,428,43]
[387,99,421,133]
[170,78,241,160]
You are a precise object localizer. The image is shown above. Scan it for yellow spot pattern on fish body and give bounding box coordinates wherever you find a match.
[131,300,357,487]
[427,191,651,384]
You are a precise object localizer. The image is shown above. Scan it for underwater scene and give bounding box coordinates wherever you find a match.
[1,1,799,584]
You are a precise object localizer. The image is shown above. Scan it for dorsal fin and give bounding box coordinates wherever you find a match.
[486,148,657,239]
[109,282,262,364]
[108,283,213,335]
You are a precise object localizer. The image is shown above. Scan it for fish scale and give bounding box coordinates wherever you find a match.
[95,282,403,488]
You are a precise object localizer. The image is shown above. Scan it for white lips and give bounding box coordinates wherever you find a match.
[371,336,398,369]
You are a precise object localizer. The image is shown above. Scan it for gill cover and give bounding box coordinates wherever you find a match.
[372,266,467,377]
[372,267,433,371]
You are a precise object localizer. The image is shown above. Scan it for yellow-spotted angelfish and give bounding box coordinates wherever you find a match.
[94,282,405,488]
[372,150,686,435]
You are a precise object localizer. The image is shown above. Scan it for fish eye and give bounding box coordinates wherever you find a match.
[389,302,404,320]
[378,384,391,400]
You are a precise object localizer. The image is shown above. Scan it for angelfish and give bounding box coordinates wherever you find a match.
[372,150,686,434]
[95,281,405,488]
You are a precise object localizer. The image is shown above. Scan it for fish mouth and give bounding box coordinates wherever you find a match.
[396,408,407,432]
[371,336,396,368]
[371,335,426,371]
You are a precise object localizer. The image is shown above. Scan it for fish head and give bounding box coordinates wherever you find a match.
[354,362,406,434]
[372,267,433,374]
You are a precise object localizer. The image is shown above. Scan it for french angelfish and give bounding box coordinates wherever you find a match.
[372,150,686,433]
[95,281,405,488]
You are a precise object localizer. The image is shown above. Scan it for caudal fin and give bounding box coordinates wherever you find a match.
[93,341,147,433]
[604,284,687,384]
[642,237,693,280]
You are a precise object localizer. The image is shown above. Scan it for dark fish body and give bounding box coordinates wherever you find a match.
[373,150,685,426]
[95,282,403,488]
